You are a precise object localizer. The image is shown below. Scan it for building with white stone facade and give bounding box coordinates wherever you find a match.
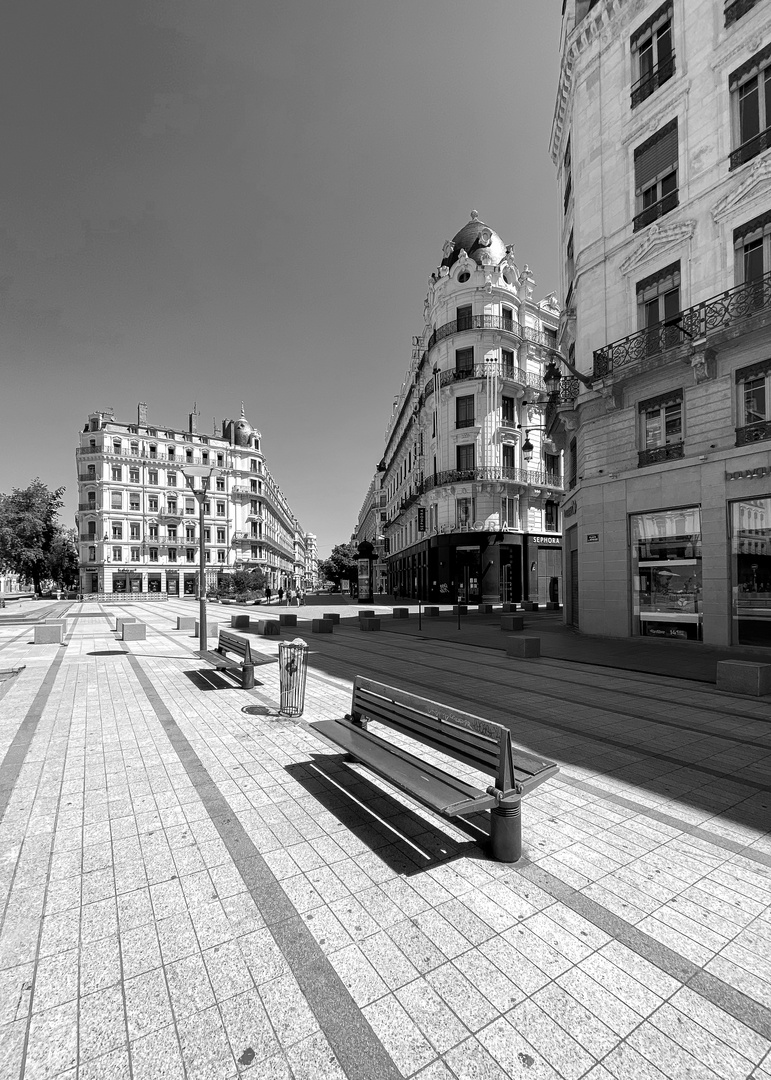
[76,403,314,597]
[378,213,565,605]
[549,0,771,648]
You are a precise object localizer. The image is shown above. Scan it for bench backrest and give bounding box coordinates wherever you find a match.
[350,676,517,794]
[217,630,252,663]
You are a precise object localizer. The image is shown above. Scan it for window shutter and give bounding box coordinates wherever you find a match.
[733,209,771,247]
[730,43,771,91]
[631,1,672,48]
[635,119,678,192]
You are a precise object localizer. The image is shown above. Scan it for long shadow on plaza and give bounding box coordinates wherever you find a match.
[296,636,771,844]
[286,757,488,875]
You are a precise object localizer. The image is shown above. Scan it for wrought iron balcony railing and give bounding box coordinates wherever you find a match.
[633,189,679,232]
[455,418,475,429]
[593,270,771,378]
[546,377,581,430]
[638,442,684,468]
[725,0,760,27]
[730,125,771,170]
[423,361,545,402]
[426,313,523,351]
[422,466,564,492]
[736,420,771,446]
[630,56,676,107]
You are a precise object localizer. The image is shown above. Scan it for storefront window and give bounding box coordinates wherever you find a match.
[730,496,771,646]
[631,507,702,640]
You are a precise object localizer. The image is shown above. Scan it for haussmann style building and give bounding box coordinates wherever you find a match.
[375,212,566,606]
[76,403,315,597]
[548,0,771,649]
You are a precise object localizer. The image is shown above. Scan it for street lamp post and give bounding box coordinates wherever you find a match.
[181,465,217,652]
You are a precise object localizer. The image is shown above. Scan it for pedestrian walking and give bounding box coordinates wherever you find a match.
[298,589,305,606]
[288,588,295,606]
[265,585,272,604]
[278,587,284,604]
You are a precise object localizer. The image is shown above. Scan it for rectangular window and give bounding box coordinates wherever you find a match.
[545,501,559,532]
[456,304,473,331]
[88,546,96,562]
[148,496,158,512]
[149,525,158,540]
[186,549,196,562]
[634,119,678,230]
[217,528,226,542]
[563,136,572,213]
[502,395,516,423]
[730,45,771,168]
[129,495,140,511]
[216,501,225,516]
[216,453,224,466]
[456,395,475,429]
[112,525,122,540]
[204,528,211,542]
[502,348,514,376]
[501,497,518,530]
[168,549,177,562]
[204,501,211,514]
[167,472,177,487]
[130,547,140,561]
[168,526,177,541]
[130,523,140,540]
[111,466,121,482]
[205,550,211,563]
[167,500,177,513]
[129,467,139,483]
[149,547,158,562]
[456,444,475,473]
[455,347,474,375]
[501,305,514,331]
[631,507,702,641]
[726,0,762,28]
[216,477,225,491]
[566,229,575,287]
[456,497,473,527]
[186,527,195,541]
[502,444,516,469]
[733,211,771,318]
[185,498,195,515]
[220,550,228,563]
[167,446,175,459]
[148,470,158,485]
[112,546,122,561]
[631,3,674,107]
[111,492,122,510]
[730,496,771,645]
[637,261,681,354]
[569,437,577,490]
[735,358,771,445]
[638,390,684,466]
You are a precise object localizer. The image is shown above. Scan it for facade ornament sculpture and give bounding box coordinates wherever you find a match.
[690,346,716,384]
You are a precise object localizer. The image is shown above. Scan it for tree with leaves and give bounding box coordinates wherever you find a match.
[0,480,75,594]
[317,541,359,589]
[48,528,80,590]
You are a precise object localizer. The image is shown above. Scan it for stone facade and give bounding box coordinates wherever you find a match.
[551,0,771,648]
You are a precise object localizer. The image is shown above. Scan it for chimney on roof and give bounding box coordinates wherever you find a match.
[189,403,198,434]
[138,402,148,426]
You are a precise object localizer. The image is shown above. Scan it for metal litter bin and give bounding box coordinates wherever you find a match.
[278,638,308,717]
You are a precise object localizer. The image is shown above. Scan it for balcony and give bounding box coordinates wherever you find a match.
[633,189,679,232]
[426,314,523,351]
[546,377,581,431]
[730,125,771,170]
[736,420,771,447]
[725,0,760,26]
[78,502,99,512]
[423,361,545,403]
[157,511,182,522]
[423,466,564,492]
[80,532,99,541]
[455,418,476,429]
[630,56,676,108]
[638,442,684,468]
[593,270,771,378]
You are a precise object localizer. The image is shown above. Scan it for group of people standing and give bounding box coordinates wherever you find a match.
[263,585,305,606]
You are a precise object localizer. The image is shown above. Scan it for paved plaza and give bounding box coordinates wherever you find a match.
[0,598,770,1080]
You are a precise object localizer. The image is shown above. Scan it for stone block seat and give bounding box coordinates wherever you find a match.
[392,608,409,618]
[360,617,381,631]
[195,620,218,638]
[176,616,196,631]
[34,623,64,645]
[501,615,524,632]
[506,636,540,658]
[312,619,333,633]
[122,622,146,641]
[424,606,440,617]
[716,660,771,697]
[230,614,250,629]
[279,613,297,627]
[322,613,341,625]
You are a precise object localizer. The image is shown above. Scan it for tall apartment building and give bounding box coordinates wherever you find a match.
[377,213,564,605]
[550,0,771,648]
[76,402,314,596]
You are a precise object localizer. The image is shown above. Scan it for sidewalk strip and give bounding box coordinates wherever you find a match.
[124,651,403,1080]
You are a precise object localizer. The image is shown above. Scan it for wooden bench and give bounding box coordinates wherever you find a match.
[197,629,275,689]
[311,676,559,862]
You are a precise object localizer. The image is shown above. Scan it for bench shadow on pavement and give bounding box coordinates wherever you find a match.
[183,669,268,692]
[286,756,486,875]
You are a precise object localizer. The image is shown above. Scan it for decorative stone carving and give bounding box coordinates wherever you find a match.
[712,157,771,224]
[689,346,716,384]
[442,240,455,259]
[619,220,696,276]
[470,210,480,222]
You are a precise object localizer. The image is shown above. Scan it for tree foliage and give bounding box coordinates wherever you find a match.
[229,568,268,595]
[317,542,359,586]
[49,528,80,589]
[0,479,74,593]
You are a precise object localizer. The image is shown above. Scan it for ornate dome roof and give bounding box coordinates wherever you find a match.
[233,402,254,447]
[441,211,508,269]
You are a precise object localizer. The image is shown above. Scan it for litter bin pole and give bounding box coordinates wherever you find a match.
[278,639,309,717]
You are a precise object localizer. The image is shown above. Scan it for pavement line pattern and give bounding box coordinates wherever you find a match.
[123,649,403,1080]
[0,644,69,826]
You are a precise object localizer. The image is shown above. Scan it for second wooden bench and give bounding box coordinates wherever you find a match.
[197,629,276,689]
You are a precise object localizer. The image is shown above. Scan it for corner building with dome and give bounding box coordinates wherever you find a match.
[75,402,316,597]
[375,213,565,605]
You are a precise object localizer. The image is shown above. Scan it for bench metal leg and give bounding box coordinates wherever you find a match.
[242,664,255,690]
[490,800,521,863]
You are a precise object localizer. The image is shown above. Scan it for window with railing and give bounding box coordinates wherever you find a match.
[502,395,516,424]
[736,358,771,445]
[631,3,674,107]
[455,347,474,375]
[637,261,681,356]
[634,119,678,230]
[456,444,475,472]
[638,389,684,466]
[456,395,475,429]
[568,437,577,490]
[726,0,762,28]
[730,45,771,169]
[563,136,572,214]
[457,305,473,332]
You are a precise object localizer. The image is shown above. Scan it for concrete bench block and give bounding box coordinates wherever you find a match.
[392,608,410,618]
[312,619,333,633]
[546,602,561,611]
[230,614,250,629]
[278,613,297,626]
[501,615,525,632]
[717,660,771,696]
[176,616,196,630]
[253,620,280,636]
[322,612,340,624]
[453,604,468,615]
[502,602,519,613]
[122,622,146,641]
[34,624,64,644]
[194,620,218,638]
[424,606,440,617]
[522,601,539,612]
[358,610,376,619]
[506,636,540,658]
[478,603,494,613]
[360,618,381,631]
[115,617,136,632]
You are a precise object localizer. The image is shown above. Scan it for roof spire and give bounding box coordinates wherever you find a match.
[240,400,246,418]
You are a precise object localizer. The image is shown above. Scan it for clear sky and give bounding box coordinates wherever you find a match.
[0,1,562,558]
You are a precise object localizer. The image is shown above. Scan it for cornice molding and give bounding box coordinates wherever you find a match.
[711,19,771,75]
[618,219,696,275]
[712,155,771,223]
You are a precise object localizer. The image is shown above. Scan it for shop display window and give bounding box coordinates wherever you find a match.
[730,496,771,646]
[631,507,702,640]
